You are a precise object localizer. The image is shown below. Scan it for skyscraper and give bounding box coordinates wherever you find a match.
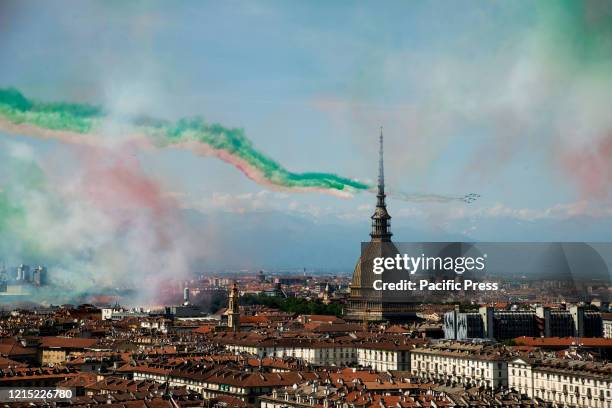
[32,266,46,286]
[16,264,30,282]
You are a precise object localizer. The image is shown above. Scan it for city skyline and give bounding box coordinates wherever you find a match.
[1,1,611,303]
[0,3,609,407]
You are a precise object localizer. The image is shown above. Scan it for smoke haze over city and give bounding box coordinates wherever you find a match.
[1,0,612,303]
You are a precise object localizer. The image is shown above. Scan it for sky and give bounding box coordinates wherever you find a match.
[0,0,611,302]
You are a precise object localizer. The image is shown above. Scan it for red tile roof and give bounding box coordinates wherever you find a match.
[514,336,612,348]
[41,336,99,349]
[240,315,271,324]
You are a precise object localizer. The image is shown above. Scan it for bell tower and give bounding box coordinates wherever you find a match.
[226,282,240,332]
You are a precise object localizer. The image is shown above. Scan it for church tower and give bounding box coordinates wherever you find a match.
[370,127,392,242]
[322,282,331,305]
[226,282,240,332]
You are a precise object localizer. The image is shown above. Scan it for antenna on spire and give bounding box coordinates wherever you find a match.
[378,126,384,195]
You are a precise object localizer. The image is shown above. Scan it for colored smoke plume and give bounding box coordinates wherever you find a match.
[0,140,201,305]
[0,88,474,203]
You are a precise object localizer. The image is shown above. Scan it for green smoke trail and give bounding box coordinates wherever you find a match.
[0,192,21,232]
[0,145,44,236]
[0,88,369,193]
[0,159,45,262]
[537,0,612,71]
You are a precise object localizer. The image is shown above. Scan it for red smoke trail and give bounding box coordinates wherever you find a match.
[67,143,195,303]
[77,144,182,251]
[561,132,612,199]
[79,147,169,217]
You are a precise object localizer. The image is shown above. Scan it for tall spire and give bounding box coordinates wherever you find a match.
[370,127,392,242]
[378,126,385,196]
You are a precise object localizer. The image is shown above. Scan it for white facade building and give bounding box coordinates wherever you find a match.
[603,317,612,339]
[410,342,509,388]
[355,343,412,372]
[509,357,611,408]
[225,341,356,366]
[221,337,418,370]
[101,306,148,321]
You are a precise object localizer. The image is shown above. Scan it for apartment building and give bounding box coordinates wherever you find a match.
[354,340,414,372]
[123,361,326,405]
[410,342,509,388]
[509,357,611,408]
[444,306,603,341]
[39,336,100,365]
[603,313,612,339]
[213,332,422,370]
[223,337,356,366]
